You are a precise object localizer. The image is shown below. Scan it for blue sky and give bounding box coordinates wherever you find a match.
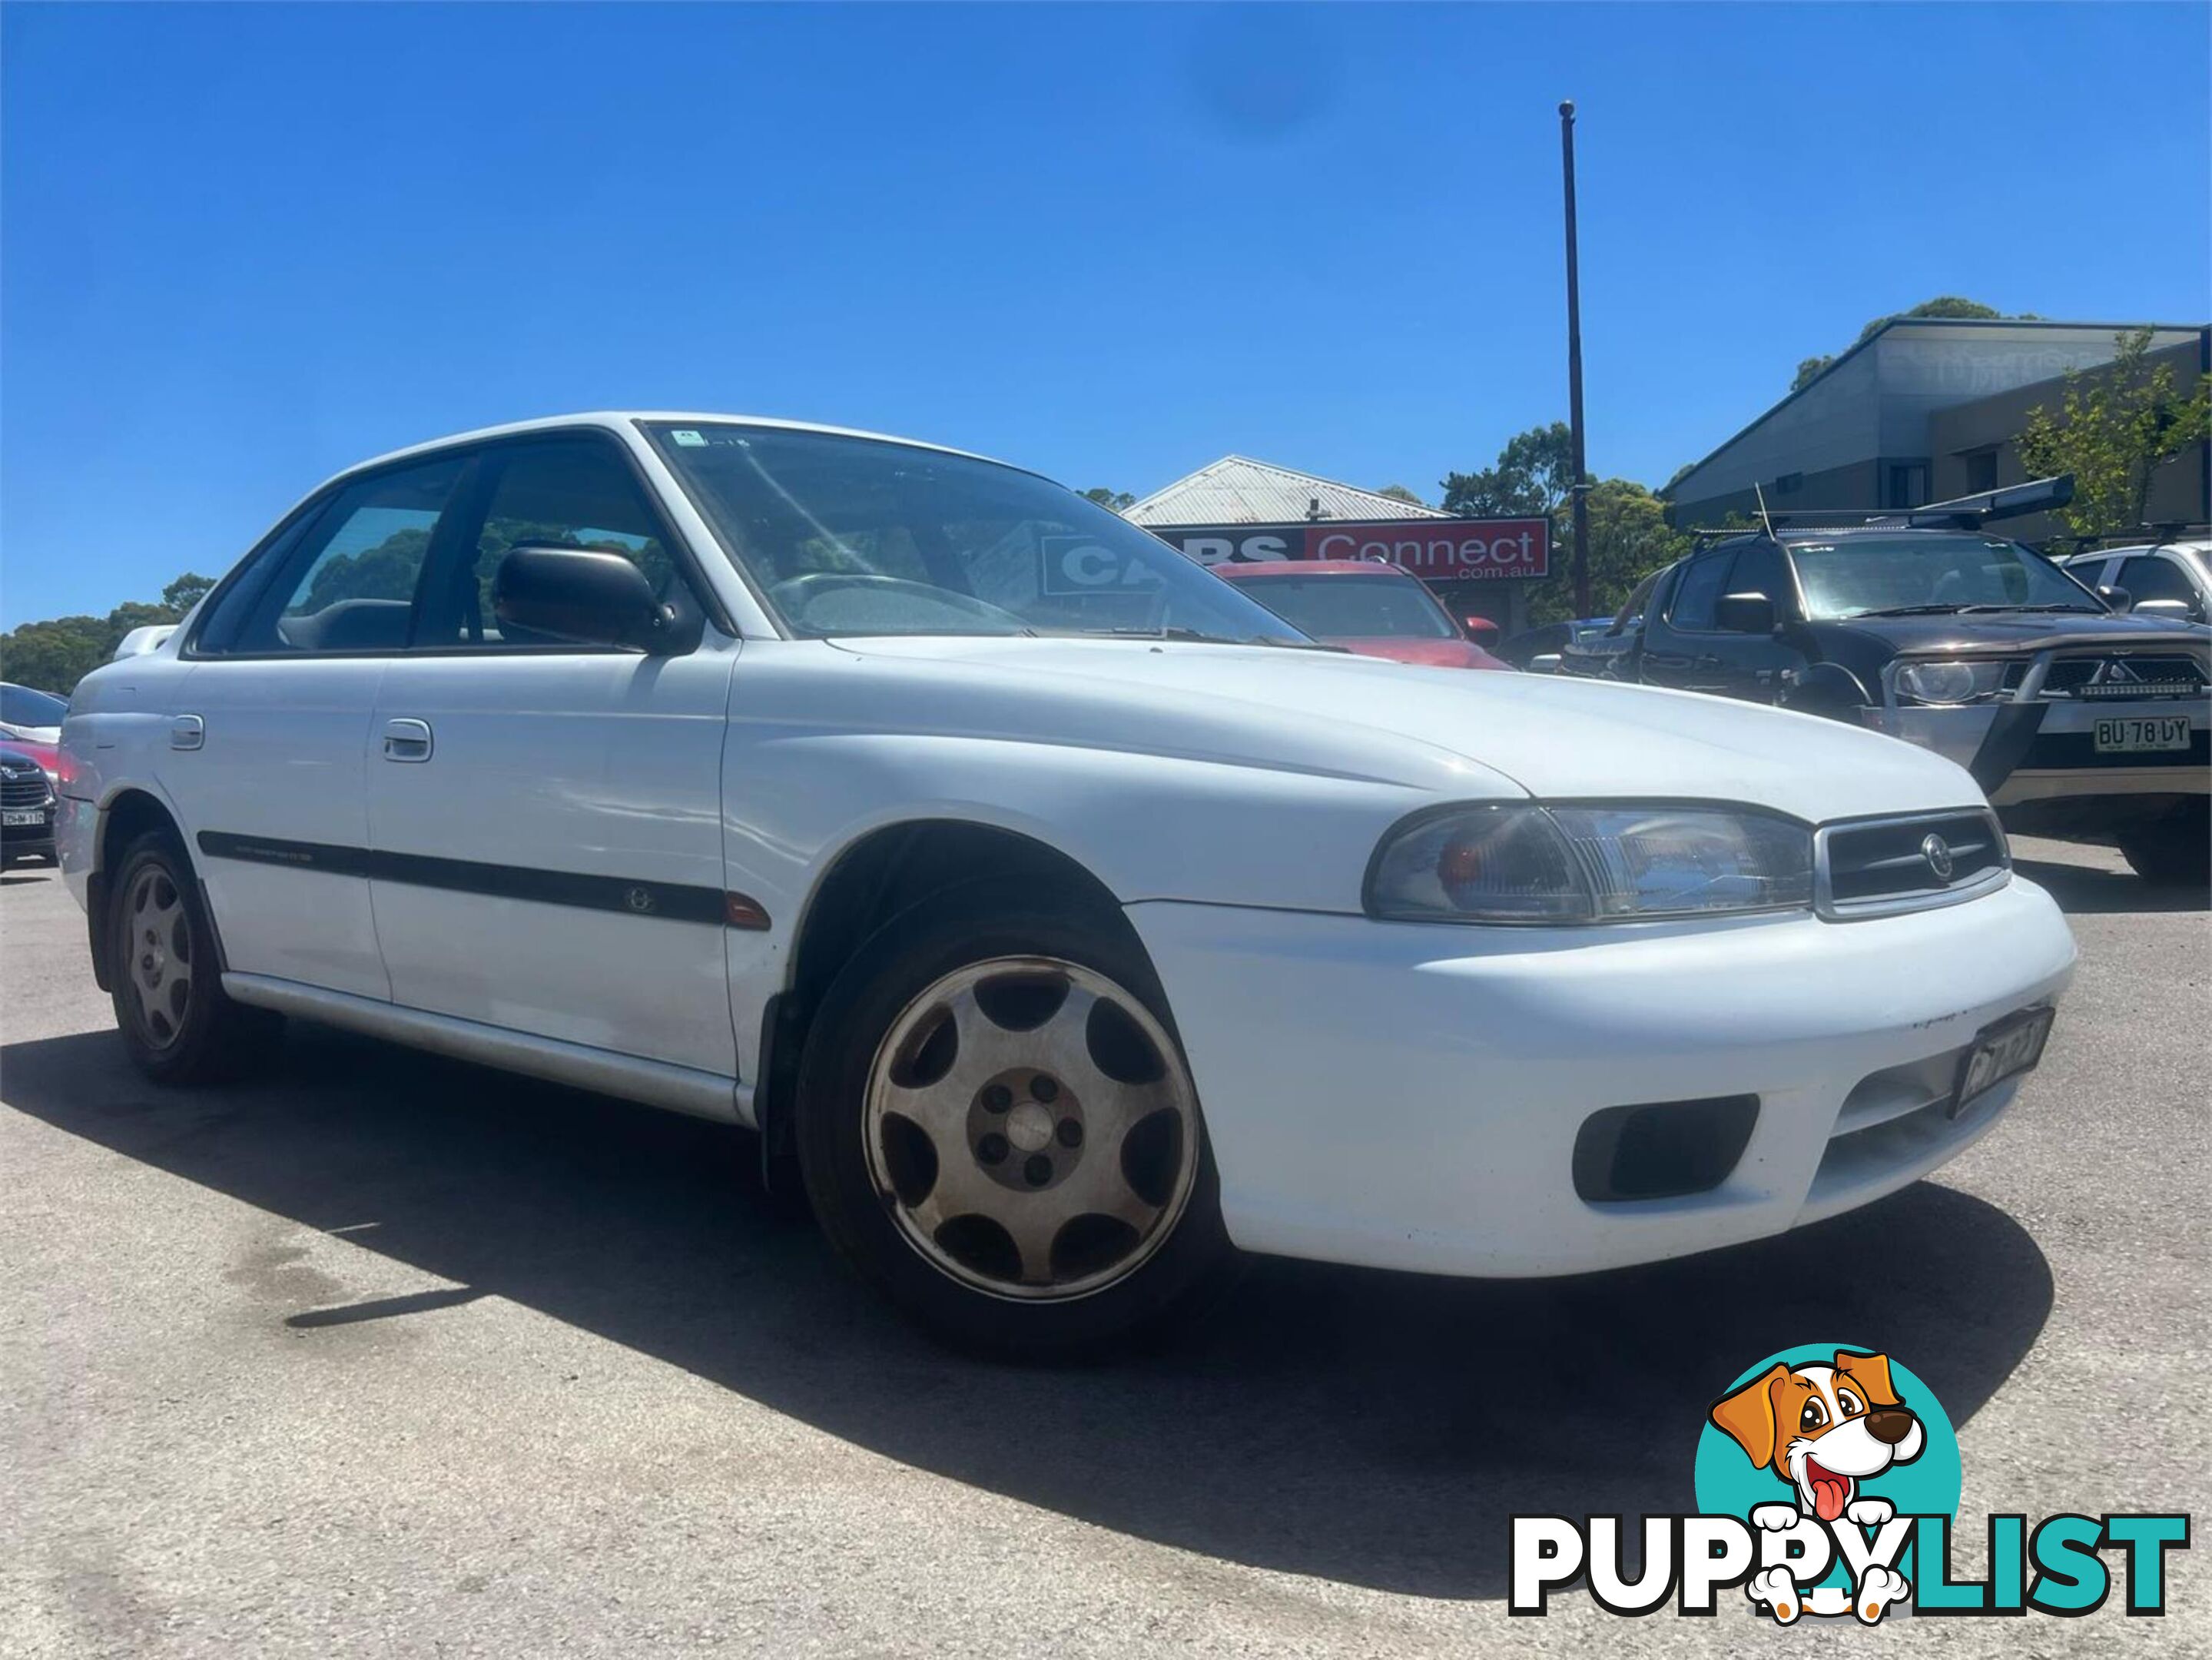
[3,2,2206,626]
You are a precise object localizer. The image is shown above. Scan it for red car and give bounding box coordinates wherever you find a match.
[1213,559,1511,669]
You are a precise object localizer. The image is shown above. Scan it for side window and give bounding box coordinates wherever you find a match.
[223,457,465,654]
[1728,542,1793,615]
[1667,552,1736,632]
[2116,556,2197,609]
[429,440,680,647]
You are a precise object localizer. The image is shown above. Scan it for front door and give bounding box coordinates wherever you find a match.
[363,433,741,1080]
[169,451,469,998]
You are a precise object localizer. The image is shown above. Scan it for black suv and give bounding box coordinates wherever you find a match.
[1563,498,2209,883]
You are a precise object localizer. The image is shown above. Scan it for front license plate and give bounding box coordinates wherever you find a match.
[1949,1007,2054,1118]
[2,808,46,827]
[2093,715,2192,754]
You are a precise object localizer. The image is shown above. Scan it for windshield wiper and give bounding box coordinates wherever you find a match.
[1849,604,1972,617]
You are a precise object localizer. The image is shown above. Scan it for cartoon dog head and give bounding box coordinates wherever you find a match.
[1710,1351,1925,1522]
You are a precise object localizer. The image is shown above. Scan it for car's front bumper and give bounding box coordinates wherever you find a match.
[1865,696,2208,805]
[1127,878,2075,1278]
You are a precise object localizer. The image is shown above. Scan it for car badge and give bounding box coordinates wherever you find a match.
[1921,833,1955,882]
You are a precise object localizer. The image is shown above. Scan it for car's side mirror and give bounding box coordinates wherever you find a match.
[1461,615,1501,643]
[493,546,678,652]
[1714,592,1777,634]
[2133,596,2200,623]
[2097,585,2133,614]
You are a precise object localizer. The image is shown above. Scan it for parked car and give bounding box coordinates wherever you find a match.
[2058,535,2210,627]
[1,682,66,746]
[59,413,2077,1354]
[1568,500,2209,884]
[1212,559,1510,669]
[2,745,58,865]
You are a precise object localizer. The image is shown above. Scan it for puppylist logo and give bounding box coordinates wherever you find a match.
[1512,1344,2190,1623]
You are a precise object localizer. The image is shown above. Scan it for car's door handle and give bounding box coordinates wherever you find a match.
[381,718,434,762]
[169,714,204,751]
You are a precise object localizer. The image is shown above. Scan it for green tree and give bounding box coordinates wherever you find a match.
[1789,297,2025,393]
[161,573,217,613]
[1441,425,1688,626]
[1373,482,1427,506]
[1855,295,2003,343]
[0,569,240,696]
[1080,487,1136,512]
[1524,478,1691,626]
[1439,421,1574,519]
[0,617,110,695]
[2016,327,2212,537]
[1790,355,1835,392]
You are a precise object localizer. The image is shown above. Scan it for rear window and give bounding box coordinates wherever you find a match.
[2,684,68,725]
[1230,573,1457,640]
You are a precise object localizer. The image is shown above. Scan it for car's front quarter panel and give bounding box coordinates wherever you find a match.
[713,642,1484,1075]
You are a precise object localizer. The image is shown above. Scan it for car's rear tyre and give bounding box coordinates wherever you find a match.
[108,829,283,1084]
[2117,802,2210,888]
[795,878,1237,1359]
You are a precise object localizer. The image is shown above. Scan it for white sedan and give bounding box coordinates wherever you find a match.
[56,413,2078,1354]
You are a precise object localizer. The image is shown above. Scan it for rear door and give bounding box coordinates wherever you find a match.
[363,432,742,1080]
[169,453,469,998]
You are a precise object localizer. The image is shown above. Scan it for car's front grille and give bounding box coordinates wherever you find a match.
[2007,654,2209,701]
[1816,808,2008,919]
[0,770,51,808]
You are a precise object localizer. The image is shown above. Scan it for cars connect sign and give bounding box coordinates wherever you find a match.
[1148,518,1551,581]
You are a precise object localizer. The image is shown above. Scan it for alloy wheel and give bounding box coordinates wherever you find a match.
[863,955,1199,1300]
[124,865,194,1049]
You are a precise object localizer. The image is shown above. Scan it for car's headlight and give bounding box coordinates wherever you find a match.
[1895,659,2009,706]
[1365,803,1814,924]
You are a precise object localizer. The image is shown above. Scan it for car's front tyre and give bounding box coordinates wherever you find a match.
[795,879,1236,1358]
[2116,801,2210,888]
[107,828,282,1084]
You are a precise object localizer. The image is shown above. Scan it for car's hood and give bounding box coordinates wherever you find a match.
[825,636,1982,822]
[1816,609,2207,655]
[1329,637,1511,670]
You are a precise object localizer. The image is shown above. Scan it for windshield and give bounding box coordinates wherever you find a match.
[646,423,1308,644]
[1789,535,2104,619]
[1,684,67,726]
[1230,573,1457,640]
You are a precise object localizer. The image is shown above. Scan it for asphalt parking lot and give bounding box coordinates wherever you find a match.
[2,841,2205,1658]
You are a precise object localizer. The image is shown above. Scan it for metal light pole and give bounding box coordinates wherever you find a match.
[1559,100,1592,617]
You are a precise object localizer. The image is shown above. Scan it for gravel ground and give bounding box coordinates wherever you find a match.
[2,839,2205,1657]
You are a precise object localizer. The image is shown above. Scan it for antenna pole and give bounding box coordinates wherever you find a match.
[1754,480,1778,539]
[1559,100,1592,617]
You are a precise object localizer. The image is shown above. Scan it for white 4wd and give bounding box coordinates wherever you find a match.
[59,414,2078,1355]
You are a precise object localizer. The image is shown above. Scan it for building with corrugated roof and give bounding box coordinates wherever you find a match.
[1126,454,1551,634]
[1124,455,1450,529]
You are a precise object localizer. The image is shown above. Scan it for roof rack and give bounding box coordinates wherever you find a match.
[2048,521,2211,553]
[1676,475,2075,540]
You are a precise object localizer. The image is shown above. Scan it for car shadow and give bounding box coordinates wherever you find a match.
[2014,857,2208,915]
[0,1023,2054,1600]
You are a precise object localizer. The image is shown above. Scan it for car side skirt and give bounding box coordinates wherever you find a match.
[222,972,752,1127]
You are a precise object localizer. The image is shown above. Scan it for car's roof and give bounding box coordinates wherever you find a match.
[1212,559,1418,579]
[343,411,1027,483]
